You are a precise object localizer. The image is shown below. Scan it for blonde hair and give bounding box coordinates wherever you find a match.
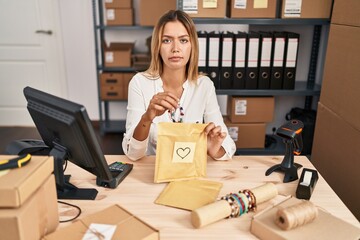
[144,10,199,82]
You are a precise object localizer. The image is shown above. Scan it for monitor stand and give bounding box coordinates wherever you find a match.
[51,144,98,200]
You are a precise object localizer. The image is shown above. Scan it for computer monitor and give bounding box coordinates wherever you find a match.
[23,86,122,200]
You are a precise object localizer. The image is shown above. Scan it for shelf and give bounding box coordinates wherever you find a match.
[192,18,330,25]
[216,82,320,96]
[98,66,137,72]
[95,19,330,30]
[235,134,285,155]
[96,25,153,30]
[100,120,126,134]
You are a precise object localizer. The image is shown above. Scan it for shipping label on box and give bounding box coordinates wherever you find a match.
[283,0,302,18]
[235,99,247,115]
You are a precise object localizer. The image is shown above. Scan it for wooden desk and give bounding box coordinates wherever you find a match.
[59,156,360,239]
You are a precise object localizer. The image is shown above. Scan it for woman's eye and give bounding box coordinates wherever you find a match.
[180,38,189,43]
[162,39,171,43]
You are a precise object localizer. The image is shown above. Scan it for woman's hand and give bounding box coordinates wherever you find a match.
[204,122,226,159]
[143,92,179,122]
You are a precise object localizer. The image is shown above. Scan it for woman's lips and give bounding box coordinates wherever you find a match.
[169,56,182,61]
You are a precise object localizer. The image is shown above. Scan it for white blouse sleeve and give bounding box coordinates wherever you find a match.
[121,74,149,161]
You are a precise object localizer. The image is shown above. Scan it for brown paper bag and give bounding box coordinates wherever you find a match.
[154,122,207,183]
[155,179,223,210]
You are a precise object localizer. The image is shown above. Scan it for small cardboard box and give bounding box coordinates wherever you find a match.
[184,0,228,18]
[104,42,134,67]
[139,0,177,26]
[281,0,332,19]
[0,175,59,240]
[44,204,159,240]
[105,8,133,26]
[224,117,266,148]
[332,0,360,27]
[104,0,132,9]
[227,96,274,123]
[0,155,53,208]
[250,197,360,239]
[132,53,151,71]
[230,0,278,18]
[100,72,133,100]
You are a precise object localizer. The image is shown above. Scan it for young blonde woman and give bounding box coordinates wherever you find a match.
[122,10,236,161]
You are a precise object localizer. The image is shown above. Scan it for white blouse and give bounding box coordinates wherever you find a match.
[122,73,236,161]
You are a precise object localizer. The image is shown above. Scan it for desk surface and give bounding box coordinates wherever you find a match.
[59,155,359,239]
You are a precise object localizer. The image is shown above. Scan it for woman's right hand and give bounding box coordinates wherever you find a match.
[143,92,180,122]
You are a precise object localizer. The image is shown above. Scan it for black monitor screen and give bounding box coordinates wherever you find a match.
[24,86,118,200]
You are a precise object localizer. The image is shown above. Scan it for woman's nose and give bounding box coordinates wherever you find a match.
[172,41,180,53]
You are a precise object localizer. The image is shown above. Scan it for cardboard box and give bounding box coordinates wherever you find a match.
[281,0,332,19]
[104,42,134,67]
[320,24,360,131]
[139,0,176,26]
[224,117,266,148]
[184,0,228,18]
[104,0,132,9]
[251,197,360,239]
[44,204,159,240]
[230,0,277,18]
[100,73,134,100]
[332,0,360,27]
[0,155,53,208]
[311,102,360,220]
[0,175,59,240]
[227,96,274,123]
[105,8,133,26]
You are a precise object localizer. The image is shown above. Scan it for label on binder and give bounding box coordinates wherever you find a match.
[235,99,247,115]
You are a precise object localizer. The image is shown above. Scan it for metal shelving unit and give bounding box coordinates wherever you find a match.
[92,0,329,146]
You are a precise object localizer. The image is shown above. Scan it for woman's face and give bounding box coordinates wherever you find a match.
[160,20,191,71]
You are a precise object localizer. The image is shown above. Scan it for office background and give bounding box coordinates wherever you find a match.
[0,0,325,134]
[0,0,359,221]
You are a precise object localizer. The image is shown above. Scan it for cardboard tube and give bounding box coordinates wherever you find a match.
[191,200,231,229]
[191,183,278,228]
[251,182,278,204]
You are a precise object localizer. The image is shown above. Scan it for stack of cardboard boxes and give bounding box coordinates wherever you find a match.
[180,0,332,19]
[311,0,360,220]
[100,72,134,100]
[0,156,59,240]
[225,96,274,149]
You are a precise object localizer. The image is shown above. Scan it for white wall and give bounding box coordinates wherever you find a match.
[58,1,99,120]
[59,1,328,133]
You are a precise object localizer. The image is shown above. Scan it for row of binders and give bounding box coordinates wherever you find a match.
[197,31,300,90]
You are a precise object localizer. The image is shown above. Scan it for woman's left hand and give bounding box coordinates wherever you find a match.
[204,122,226,159]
